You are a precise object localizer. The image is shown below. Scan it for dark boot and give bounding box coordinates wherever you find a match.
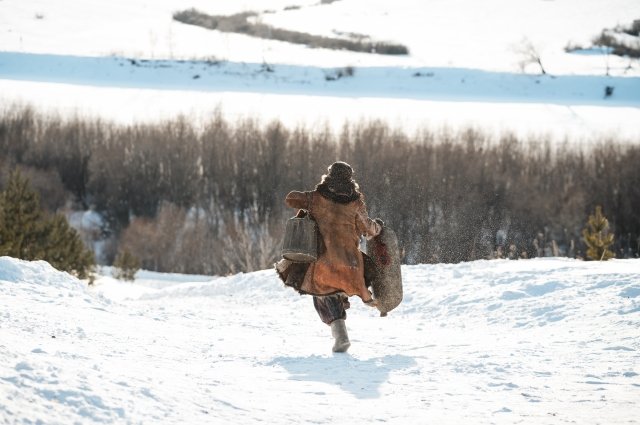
[330,319,350,353]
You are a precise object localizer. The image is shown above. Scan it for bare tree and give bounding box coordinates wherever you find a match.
[2,107,640,271]
[514,37,547,75]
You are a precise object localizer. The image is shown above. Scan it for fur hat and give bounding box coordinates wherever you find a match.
[327,161,354,181]
[316,161,360,204]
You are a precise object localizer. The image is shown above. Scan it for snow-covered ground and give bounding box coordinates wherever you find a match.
[1,256,639,424]
[2,3,639,423]
[1,0,639,140]
[2,0,638,73]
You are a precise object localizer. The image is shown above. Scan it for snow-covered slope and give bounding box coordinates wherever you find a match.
[1,256,639,424]
[3,52,638,106]
[1,0,639,140]
[1,0,638,74]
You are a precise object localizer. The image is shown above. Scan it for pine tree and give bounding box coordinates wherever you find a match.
[0,196,12,254]
[582,206,615,261]
[113,250,141,281]
[43,214,95,280]
[0,170,95,279]
[0,170,47,260]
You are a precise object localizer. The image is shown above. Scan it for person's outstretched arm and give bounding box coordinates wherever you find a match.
[356,198,382,239]
[285,191,310,209]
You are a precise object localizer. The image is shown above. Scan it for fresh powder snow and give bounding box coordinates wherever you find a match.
[1,256,638,424]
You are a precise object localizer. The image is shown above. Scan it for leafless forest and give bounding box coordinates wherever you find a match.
[1,107,638,274]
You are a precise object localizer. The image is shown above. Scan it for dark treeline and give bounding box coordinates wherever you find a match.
[173,9,409,56]
[1,107,639,274]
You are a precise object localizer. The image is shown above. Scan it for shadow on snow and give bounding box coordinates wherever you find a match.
[267,354,417,399]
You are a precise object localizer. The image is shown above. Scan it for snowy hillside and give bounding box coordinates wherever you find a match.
[1,0,639,139]
[1,256,639,424]
[2,0,638,73]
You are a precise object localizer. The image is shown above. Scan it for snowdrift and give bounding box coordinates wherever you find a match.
[1,256,639,424]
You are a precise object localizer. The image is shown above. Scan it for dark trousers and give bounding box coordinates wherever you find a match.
[313,294,350,325]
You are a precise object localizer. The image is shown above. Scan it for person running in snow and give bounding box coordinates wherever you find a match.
[276,161,382,353]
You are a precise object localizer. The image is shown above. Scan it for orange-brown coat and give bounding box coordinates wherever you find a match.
[285,190,381,302]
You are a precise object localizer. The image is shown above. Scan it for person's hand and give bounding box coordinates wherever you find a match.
[364,298,379,308]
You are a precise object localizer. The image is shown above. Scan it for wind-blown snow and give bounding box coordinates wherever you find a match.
[1,256,638,424]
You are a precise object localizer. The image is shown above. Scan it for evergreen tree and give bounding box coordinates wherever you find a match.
[113,250,141,281]
[44,214,95,280]
[0,171,46,259]
[582,206,615,261]
[0,196,12,254]
[0,170,95,279]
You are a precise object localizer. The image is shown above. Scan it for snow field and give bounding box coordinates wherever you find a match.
[1,256,639,424]
[1,0,639,141]
[2,0,639,73]
[1,2,639,422]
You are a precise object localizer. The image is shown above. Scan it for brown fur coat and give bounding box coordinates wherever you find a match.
[278,190,381,302]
